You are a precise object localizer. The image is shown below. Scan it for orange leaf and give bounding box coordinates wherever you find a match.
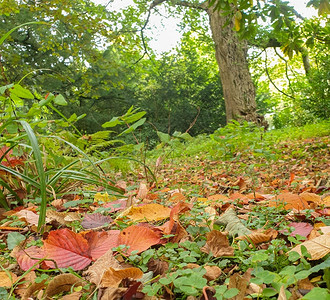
[269,192,309,210]
[101,267,143,287]
[118,225,162,254]
[44,228,92,270]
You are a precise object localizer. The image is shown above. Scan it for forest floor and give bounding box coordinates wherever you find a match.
[0,125,329,299]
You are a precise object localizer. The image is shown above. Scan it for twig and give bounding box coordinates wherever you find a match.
[264,49,295,100]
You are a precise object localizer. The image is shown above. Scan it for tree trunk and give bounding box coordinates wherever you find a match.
[207,8,265,125]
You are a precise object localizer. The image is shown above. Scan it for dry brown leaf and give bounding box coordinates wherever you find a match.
[228,272,249,300]
[14,209,41,226]
[117,203,171,222]
[299,192,321,205]
[14,271,37,299]
[288,233,330,260]
[101,267,143,288]
[44,274,85,298]
[83,249,121,285]
[137,182,148,199]
[201,230,234,257]
[168,192,186,203]
[21,280,47,300]
[207,194,229,202]
[320,226,330,234]
[99,287,126,300]
[0,271,17,287]
[147,259,169,276]
[246,282,263,295]
[277,285,287,300]
[50,198,66,209]
[203,207,217,227]
[322,195,330,207]
[60,291,83,300]
[237,228,278,245]
[204,265,221,281]
[297,278,314,291]
[46,210,80,225]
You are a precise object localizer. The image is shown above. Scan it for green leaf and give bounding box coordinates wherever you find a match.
[54,94,67,106]
[224,288,239,298]
[262,288,278,297]
[122,111,146,123]
[0,84,14,95]
[118,118,146,136]
[157,131,171,144]
[7,232,25,250]
[102,117,121,128]
[20,121,47,232]
[302,287,330,299]
[38,93,55,107]
[10,84,34,99]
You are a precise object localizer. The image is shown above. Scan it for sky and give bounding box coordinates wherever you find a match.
[93,0,318,53]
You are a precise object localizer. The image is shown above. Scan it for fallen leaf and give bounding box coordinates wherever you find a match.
[0,271,17,287]
[137,182,148,199]
[103,199,127,212]
[269,193,309,210]
[81,213,112,229]
[237,228,278,245]
[101,267,143,287]
[277,285,287,300]
[46,210,80,226]
[299,192,321,205]
[44,274,85,298]
[168,192,186,203]
[15,246,46,271]
[14,210,40,226]
[288,233,330,260]
[82,230,120,260]
[147,259,169,276]
[118,225,162,254]
[201,230,234,257]
[44,228,92,270]
[286,222,313,238]
[117,203,171,222]
[228,272,248,300]
[84,249,122,285]
[204,265,221,281]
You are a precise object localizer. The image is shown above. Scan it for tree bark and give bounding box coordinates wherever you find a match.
[206,7,264,125]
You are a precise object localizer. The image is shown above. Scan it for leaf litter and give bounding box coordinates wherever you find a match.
[0,135,329,299]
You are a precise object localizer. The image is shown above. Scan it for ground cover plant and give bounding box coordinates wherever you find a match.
[0,120,329,300]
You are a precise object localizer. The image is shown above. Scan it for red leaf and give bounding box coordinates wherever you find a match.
[82,230,120,260]
[103,199,126,212]
[44,228,92,270]
[118,225,162,255]
[288,222,313,237]
[81,213,113,229]
[15,246,46,271]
